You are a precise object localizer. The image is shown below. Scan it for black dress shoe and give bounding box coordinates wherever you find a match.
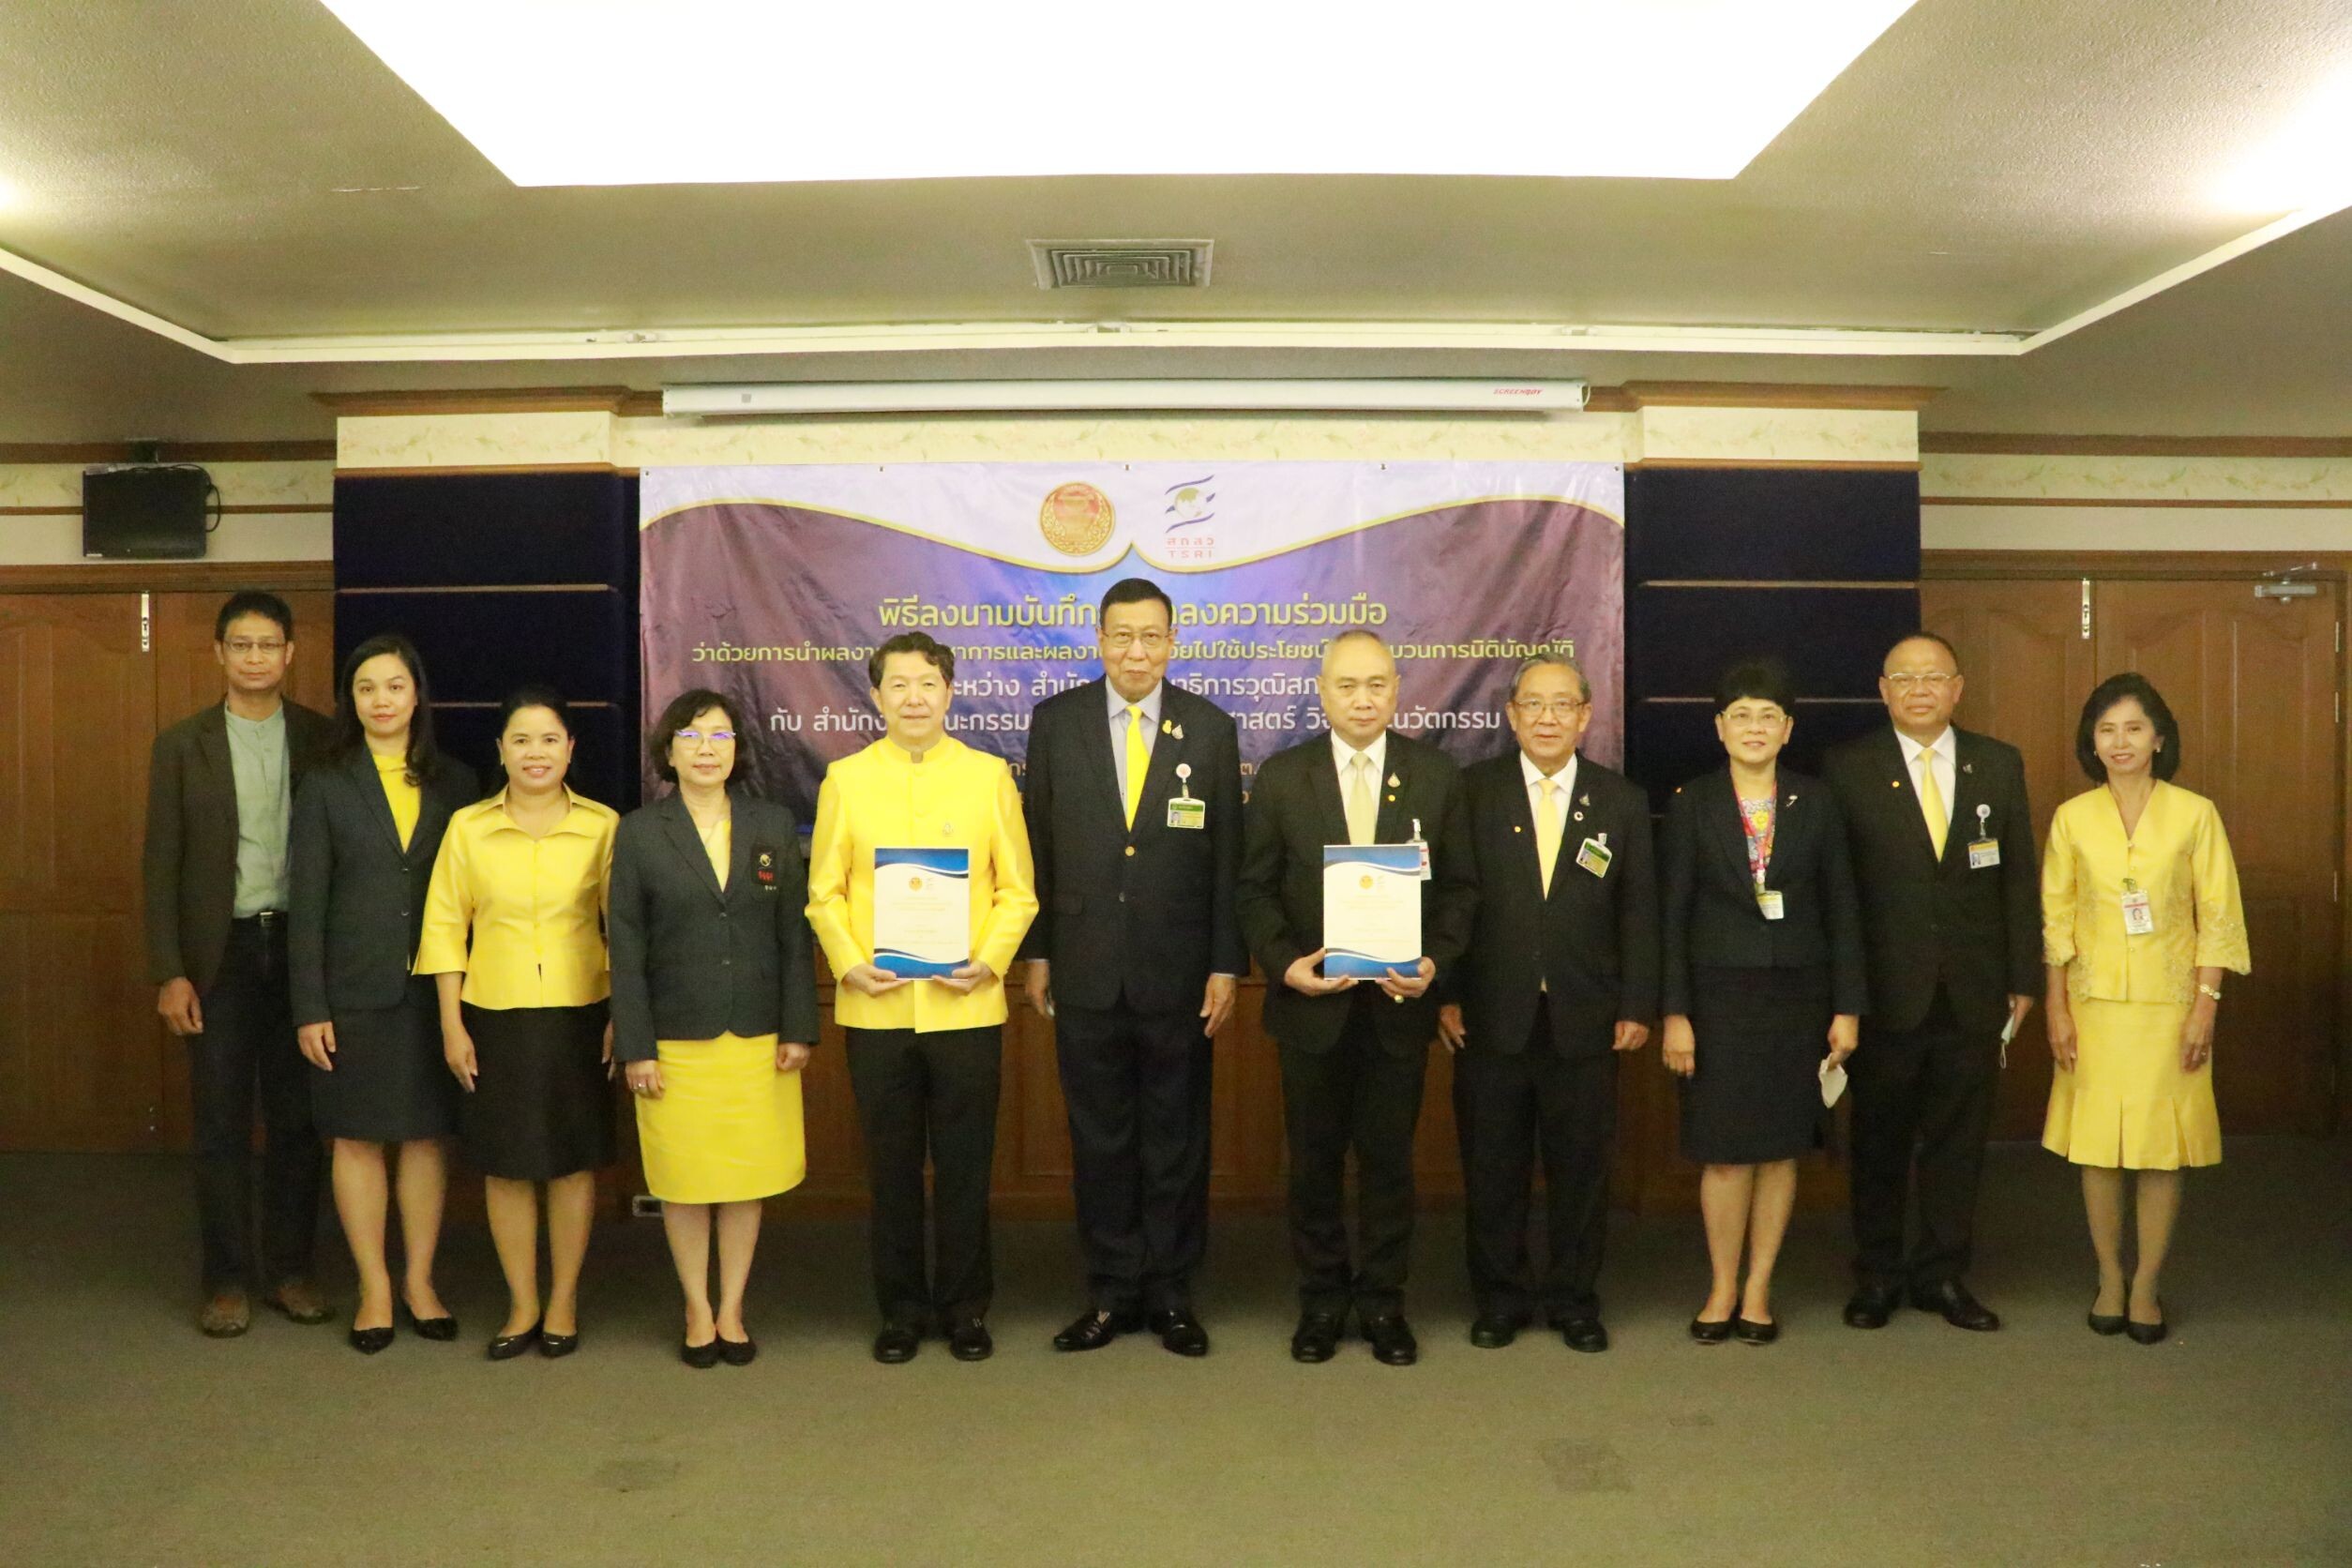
[538,1330,580,1359]
[1911,1279,2001,1333]
[348,1325,395,1355]
[1469,1311,1529,1349]
[947,1319,993,1362]
[1149,1307,1210,1357]
[400,1304,460,1343]
[1363,1313,1419,1366]
[872,1324,922,1364]
[681,1336,722,1369]
[1732,1316,1779,1345]
[1556,1317,1609,1354]
[486,1324,541,1362]
[717,1334,757,1366]
[1843,1285,1903,1330]
[1689,1316,1733,1345]
[2088,1294,2128,1336]
[1053,1307,1143,1352]
[2125,1307,2167,1346]
[1290,1311,1343,1363]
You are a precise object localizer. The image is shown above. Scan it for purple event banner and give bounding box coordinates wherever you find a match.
[639,460,1624,816]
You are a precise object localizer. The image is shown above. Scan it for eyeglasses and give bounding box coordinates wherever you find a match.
[1104,630,1170,652]
[1512,698,1589,717]
[1722,707,1787,728]
[222,639,286,656]
[674,729,737,744]
[1883,672,1956,692]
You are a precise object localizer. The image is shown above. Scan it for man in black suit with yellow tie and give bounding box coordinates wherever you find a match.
[1022,578,1244,1357]
[1238,629,1472,1365]
[1438,651,1657,1353]
[1825,632,2039,1333]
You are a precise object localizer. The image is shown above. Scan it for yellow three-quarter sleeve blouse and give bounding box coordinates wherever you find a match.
[414,787,619,1009]
[2041,780,2251,1005]
[806,734,1038,1033]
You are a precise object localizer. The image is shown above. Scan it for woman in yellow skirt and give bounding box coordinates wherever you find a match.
[2042,672,2249,1345]
[610,689,821,1366]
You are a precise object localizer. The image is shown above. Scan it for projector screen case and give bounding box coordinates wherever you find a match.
[82,464,213,559]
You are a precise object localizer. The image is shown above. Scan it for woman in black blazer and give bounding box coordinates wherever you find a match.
[1659,659,1866,1345]
[289,635,477,1353]
[610,688,822,1367]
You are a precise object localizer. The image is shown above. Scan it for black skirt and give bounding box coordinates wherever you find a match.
[1678,965,1832,1166]
[459,1002,615,1181]
[311,977,459,1143]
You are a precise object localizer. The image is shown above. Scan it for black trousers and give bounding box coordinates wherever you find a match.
[188,916,323,1292]
[1848,987,2000,1289]
[1055,998,1213,1314]
[843,1024,1001,1327]
[1276,989,1426,1318]
[1453,999,1618,1321]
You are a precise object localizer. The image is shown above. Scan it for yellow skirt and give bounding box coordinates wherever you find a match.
[2043,998,2221,1170]
[636,1032,807,1203]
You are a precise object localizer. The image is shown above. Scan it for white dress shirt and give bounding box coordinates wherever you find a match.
[1107,679,1164,804]
[1903,726,1956,830]
[1519,748,1579,814]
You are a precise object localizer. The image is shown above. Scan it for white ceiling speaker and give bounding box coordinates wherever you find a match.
[659,380,1590,416]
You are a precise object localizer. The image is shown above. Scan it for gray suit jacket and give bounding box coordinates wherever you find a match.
[608,792,822,1063]
[142,699,334,991]
[288,746,478,1026]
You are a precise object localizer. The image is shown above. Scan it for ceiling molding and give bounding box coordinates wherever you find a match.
[1922,431,2352,457]
[1621,381,1941,410]
[0,439,337,463]
[311,386,636,415]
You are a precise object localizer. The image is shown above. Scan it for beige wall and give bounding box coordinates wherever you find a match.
[1921,450,2352,552]
[0,458,332,565]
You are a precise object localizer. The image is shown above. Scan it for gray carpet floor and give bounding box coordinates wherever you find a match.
[1,1139,2346,1567]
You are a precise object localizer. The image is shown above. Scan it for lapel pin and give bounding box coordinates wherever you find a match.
[1573,810,1585,822]
[1578,793,1590,807]
[1172,723,1184,740]
[1891,779,1904,789]
[1160,718,1173,734]
[1962,761,1974,775]
[1386,793,1396,803]
[1513,824,1523,834]
[1386,773,1400,789]
[1786,793,1798,807]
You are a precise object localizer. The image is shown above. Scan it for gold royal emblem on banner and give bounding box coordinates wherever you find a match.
[1039,483,1115,556]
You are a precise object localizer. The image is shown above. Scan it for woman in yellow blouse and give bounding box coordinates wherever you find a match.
[2042,673,2249,1345]
[416,686,620,1361]
[807,632,1037,1364]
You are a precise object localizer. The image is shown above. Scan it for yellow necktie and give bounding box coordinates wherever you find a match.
[1123,705,1149,829]
[1917,746,1948,859]
[1346,754,1376,847]
[1535,778,1562,894]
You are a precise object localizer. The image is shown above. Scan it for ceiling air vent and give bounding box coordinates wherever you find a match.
[1030,239,1213,290]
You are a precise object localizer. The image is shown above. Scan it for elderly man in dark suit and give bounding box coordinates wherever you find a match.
[143,590,335,1336]
[1238,630,1473,1366]
[1021,577,1245,1358]
[1825,631,2039,1333]
[1438,652,1657,1353]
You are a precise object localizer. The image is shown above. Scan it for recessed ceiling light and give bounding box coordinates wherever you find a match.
[318,0,1917,185]
[2211,64,2352,215]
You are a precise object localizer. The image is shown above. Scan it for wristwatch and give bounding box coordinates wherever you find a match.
[2195,983,2224,1003]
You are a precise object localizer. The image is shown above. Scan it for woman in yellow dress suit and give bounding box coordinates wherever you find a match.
[806,631,1037,1365]
[610,688,820,1368]
[2042,672,2249,1345]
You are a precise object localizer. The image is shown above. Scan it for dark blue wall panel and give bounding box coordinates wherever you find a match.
[334,473,635,588]
[1624,467,1920,583]
[1626,586,1916,701]
[337,589,630,706]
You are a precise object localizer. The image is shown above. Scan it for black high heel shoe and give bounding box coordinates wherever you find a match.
[486,1322,541,1361]
[400,1302,460,1343]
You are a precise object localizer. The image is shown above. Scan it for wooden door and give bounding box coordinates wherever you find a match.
[2094,579,2342,1134]
[1919,578,2099,1136]
[0,596,164,1149]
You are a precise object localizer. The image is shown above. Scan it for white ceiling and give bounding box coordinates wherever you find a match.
[0,0,2347,442]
